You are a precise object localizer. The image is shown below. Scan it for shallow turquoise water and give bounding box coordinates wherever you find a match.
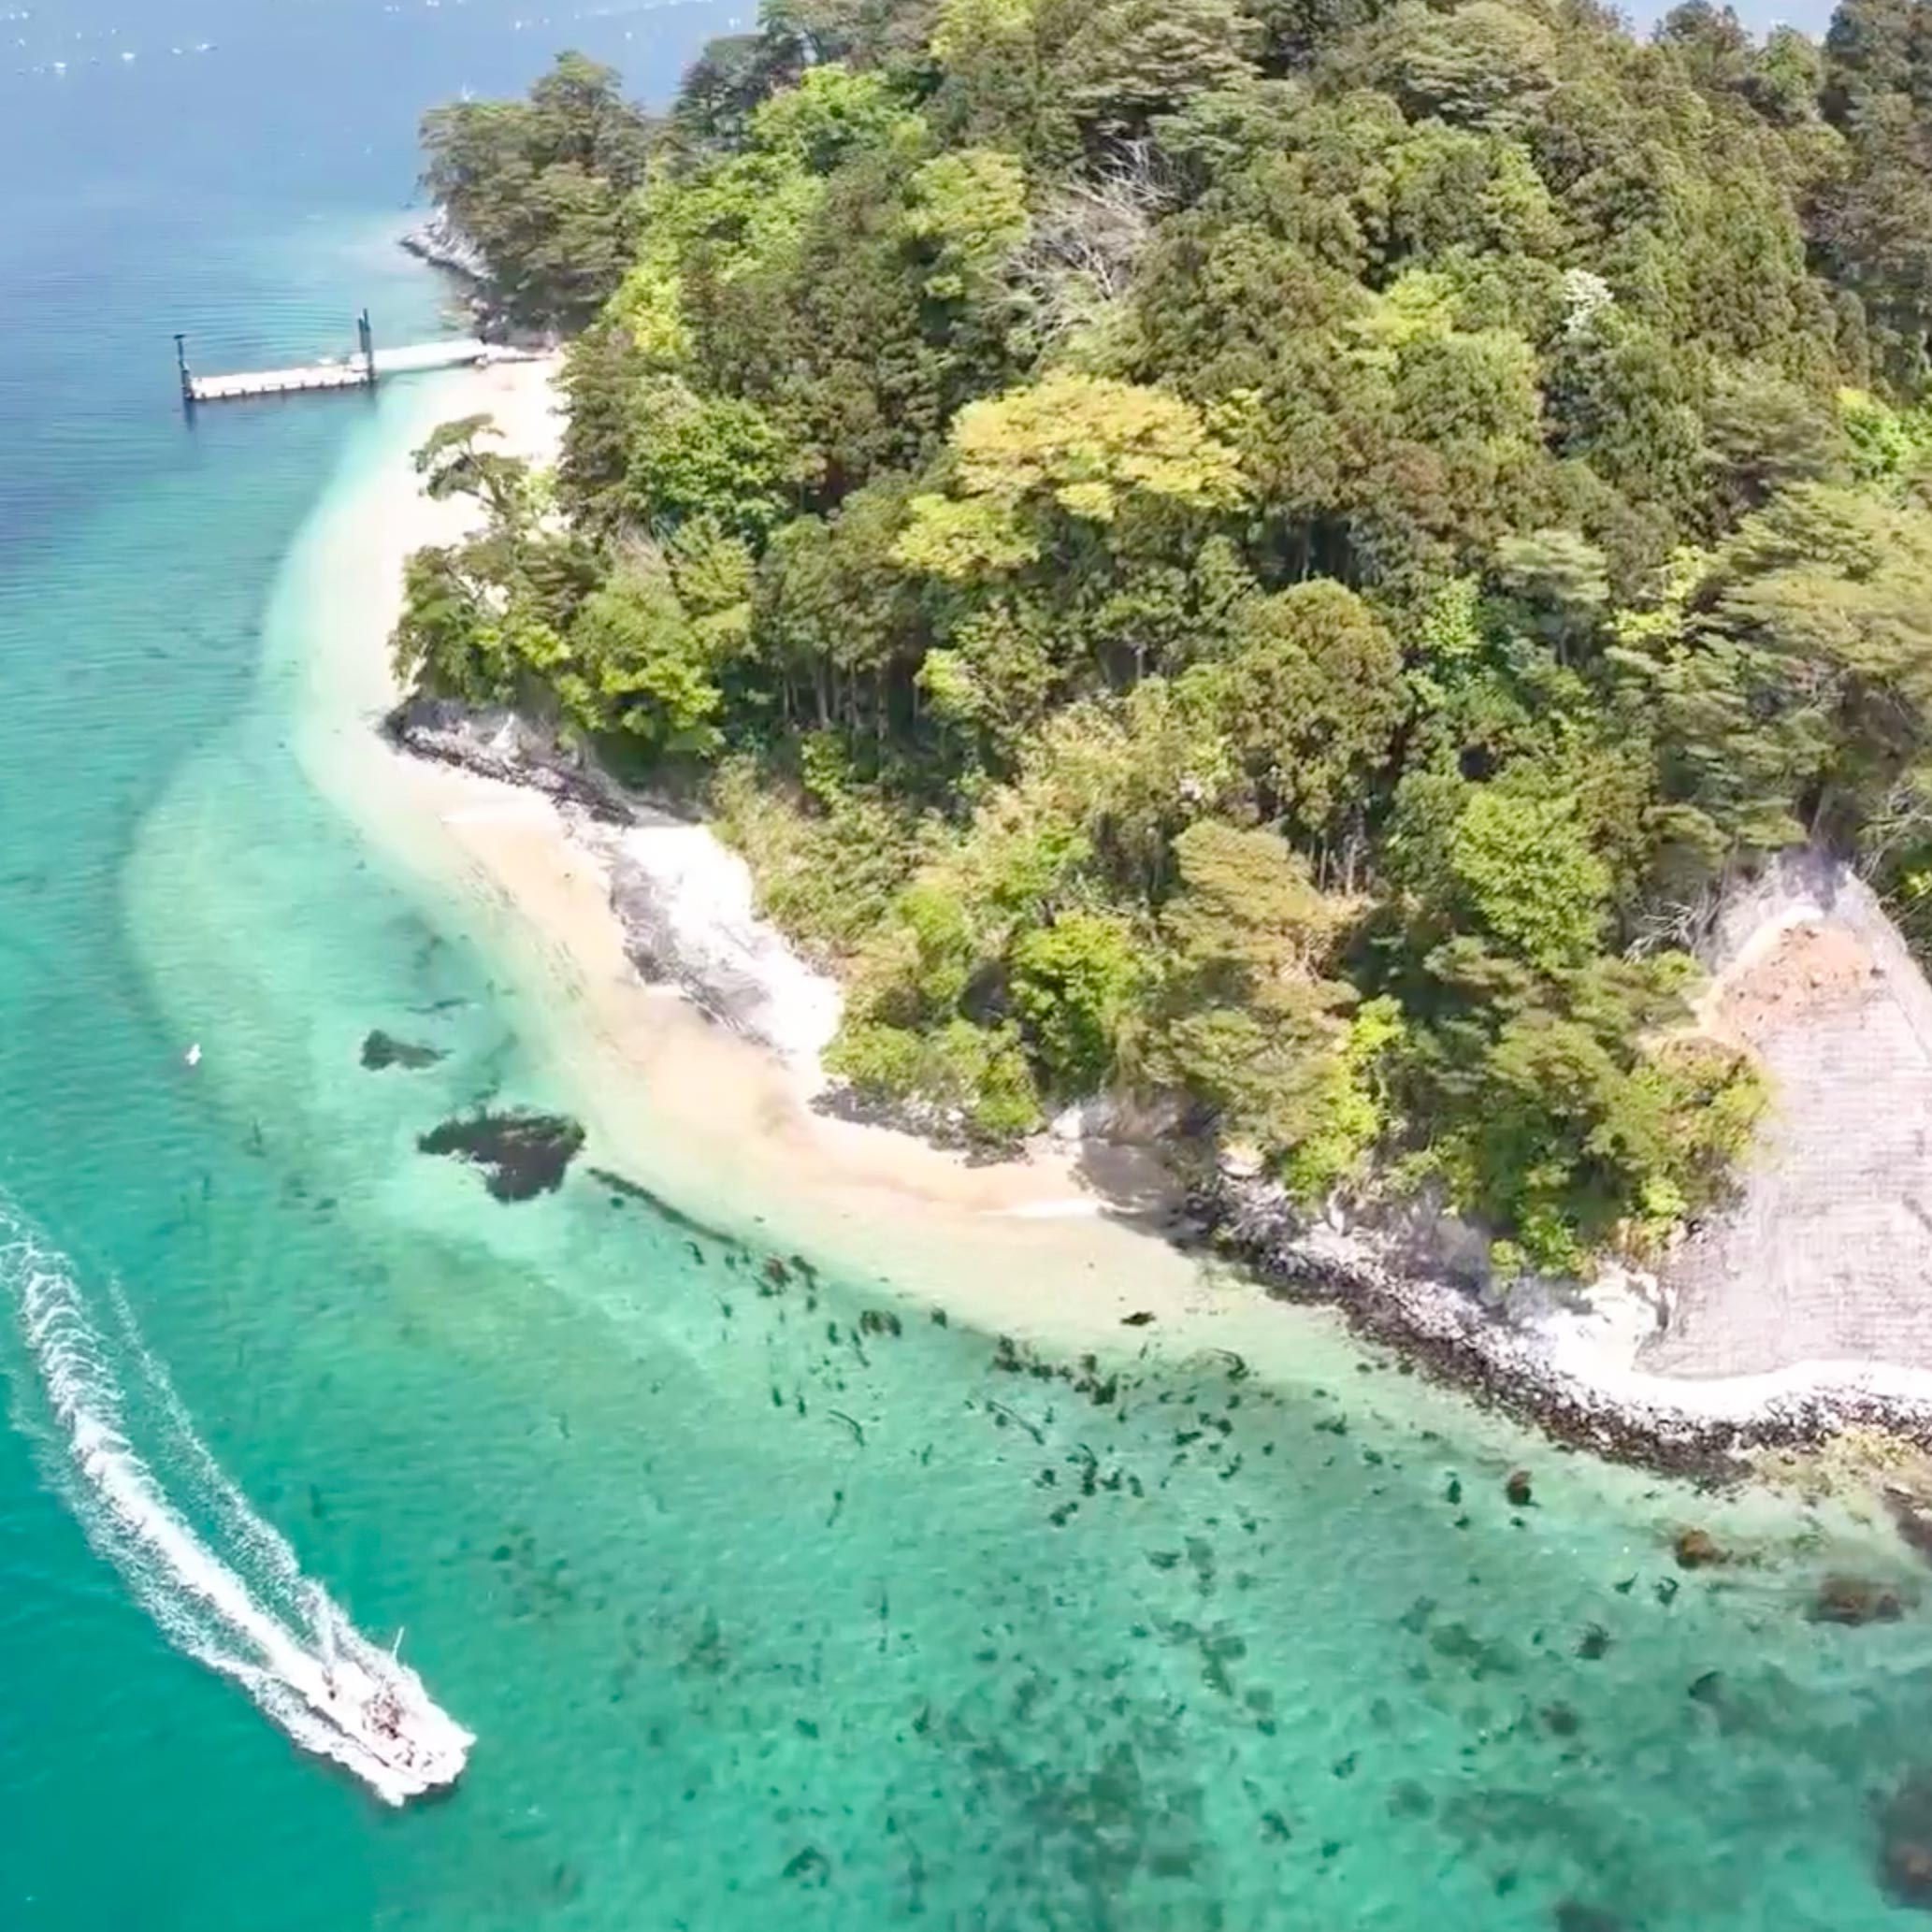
[6,6,1932,1929]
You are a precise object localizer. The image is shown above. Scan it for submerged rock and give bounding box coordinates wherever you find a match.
[1887,1484,1932,1564]
[585,1166,742,1247]
[1673,1528,1728,1570]
[1553,1905,1622,1932]
[1882,1772,1932,1909]
[780,1845,831,1887]
[360,1030,447,1072]
[418,1109,585,1201]
[1809,1574,1909,1626]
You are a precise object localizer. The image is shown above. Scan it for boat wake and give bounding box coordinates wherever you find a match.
[0,1204,470,1804]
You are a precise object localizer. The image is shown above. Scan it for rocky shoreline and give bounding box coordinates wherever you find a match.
[384,699,634,823]
[384,699,839,1063]
[399,208,489,285]
[398,208,527,340]
[380,698,1932,1479]
[1192,1168,1932,1480]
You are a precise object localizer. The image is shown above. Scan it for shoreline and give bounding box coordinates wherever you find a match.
[296,357,1932,1480]
[294,360,1258,1363]
[1204,1172,1932,1481]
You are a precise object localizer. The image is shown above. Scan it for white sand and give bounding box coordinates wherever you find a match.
[292,359,1263,1361]
[608,816,842,1074]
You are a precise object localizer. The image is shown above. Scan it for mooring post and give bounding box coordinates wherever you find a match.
[174,332,195,409]
[358,309,376,385]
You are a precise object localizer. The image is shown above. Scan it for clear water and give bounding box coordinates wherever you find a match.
[3,4,1930,1928]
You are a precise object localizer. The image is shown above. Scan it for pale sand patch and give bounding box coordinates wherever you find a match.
[292,359,1262,1362]
[1700,919,1878,1049]
[610,817,842,1073]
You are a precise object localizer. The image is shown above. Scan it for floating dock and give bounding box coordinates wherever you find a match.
[187,361,380,402]
[175,311,525,408]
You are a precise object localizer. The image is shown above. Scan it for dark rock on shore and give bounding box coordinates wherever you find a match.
[382,699,637,825]
[809,1079,986,1155]
[379,706,1932,1479]
[1188,1167,1932,1480]
[399,207,488,283]
[1553,1904,1622,1932]
[360,1030,446,1072]
[419,1108,585,1201]
[387,701,828,1059]
[1887,1485,1932,1563]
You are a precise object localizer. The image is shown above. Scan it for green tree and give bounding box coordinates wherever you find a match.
[1192,580,1405,874]
[747,63,921,171]
[559,568,726,752]
[414,413,536,525]
[398,0,1899,1266]
[624,380,797,537]
[1141,821,1358,1156]
[1492,529,1609,658]
[1010,910,1147,1093]
[421,53,650,327]
[1701,365,1847,525]
[1369,0,1559,135]
[901,148,1031,302]
[895,372,1245,579]
[1445,785,1612,975]
[1698,482,1932,839]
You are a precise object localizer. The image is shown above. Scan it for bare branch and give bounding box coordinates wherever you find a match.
[1009,140,1177,349]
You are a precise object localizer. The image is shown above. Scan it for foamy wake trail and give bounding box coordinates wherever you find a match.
[0,1207,470,1804]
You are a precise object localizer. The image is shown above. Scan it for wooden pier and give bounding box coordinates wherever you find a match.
[175,311,518,408]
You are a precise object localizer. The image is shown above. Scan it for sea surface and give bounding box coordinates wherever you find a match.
[0,3,1928,1928]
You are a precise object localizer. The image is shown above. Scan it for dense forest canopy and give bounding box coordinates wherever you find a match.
[402,0,1932,1272]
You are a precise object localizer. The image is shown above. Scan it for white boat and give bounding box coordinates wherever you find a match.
[300,1624,470,1801]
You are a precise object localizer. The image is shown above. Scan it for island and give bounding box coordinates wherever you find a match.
[377,0,1932,1471]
